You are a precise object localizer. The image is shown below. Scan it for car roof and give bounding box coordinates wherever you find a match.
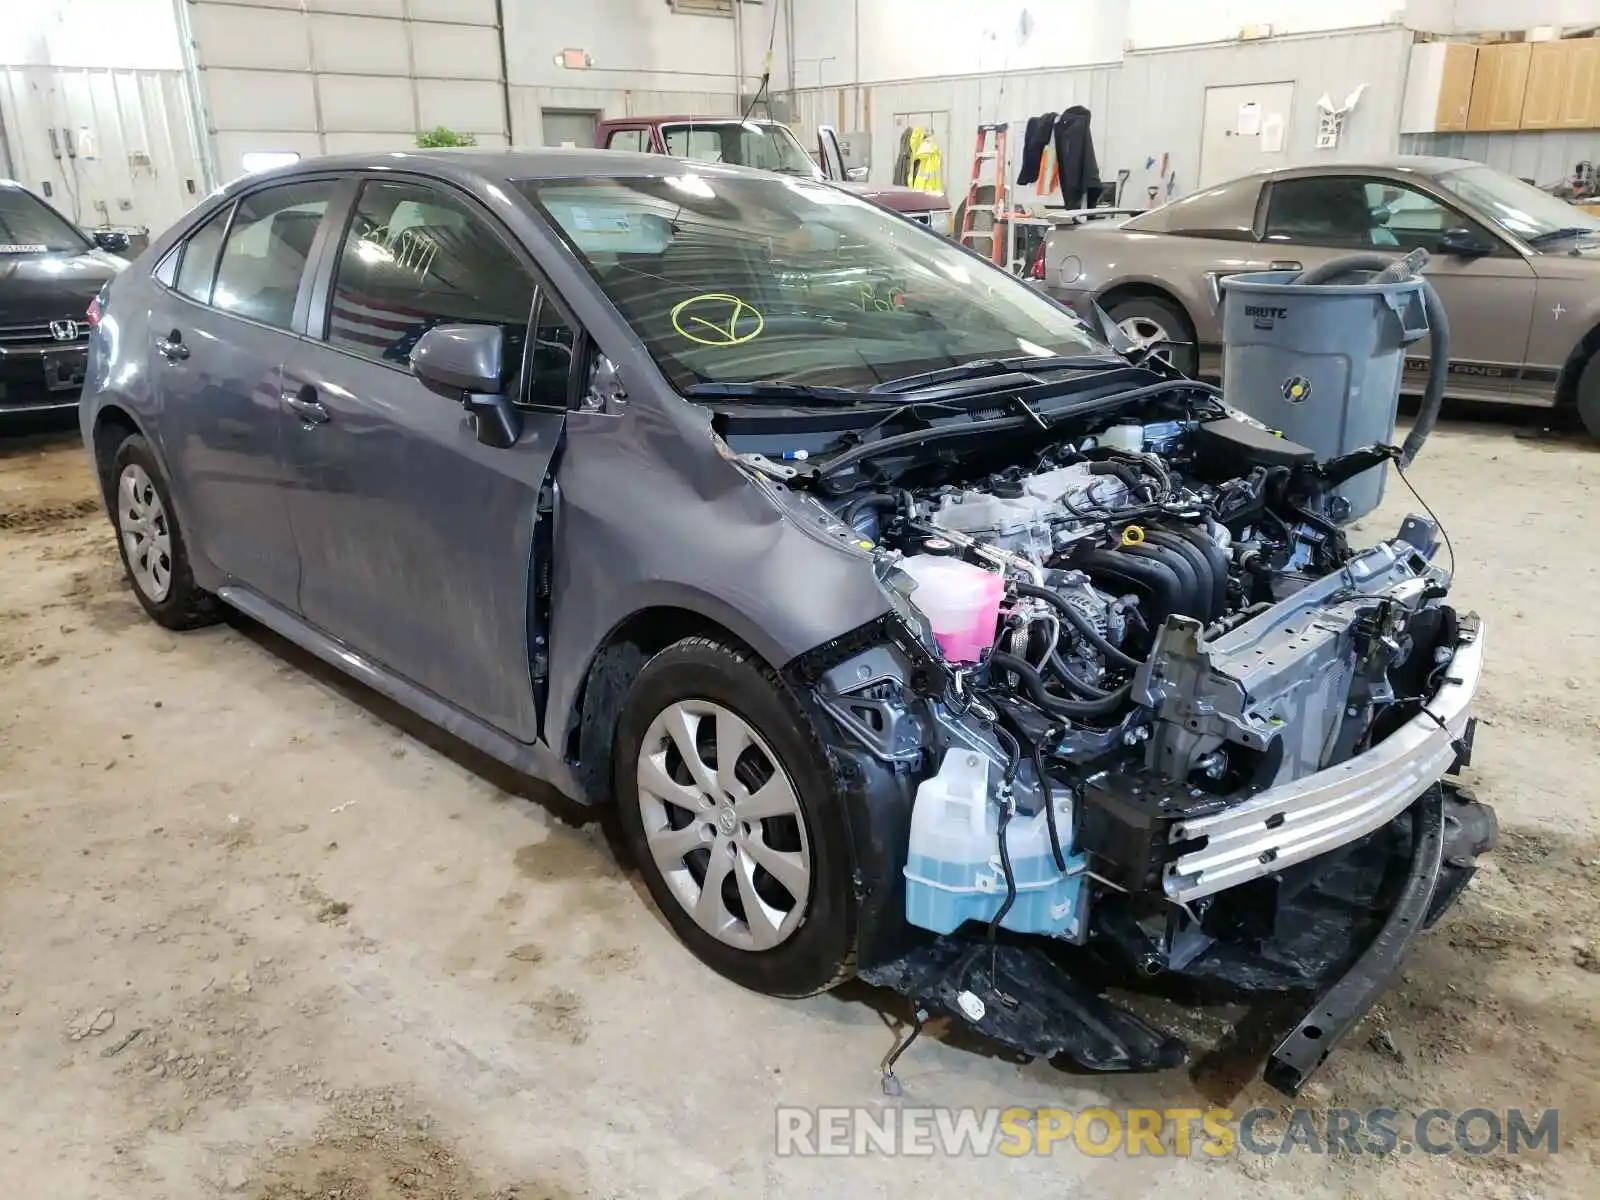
[1270,154,1481,179]
[601,115,778,126]
[218,147,795,199]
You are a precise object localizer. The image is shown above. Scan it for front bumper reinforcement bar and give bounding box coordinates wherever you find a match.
[1263,785,1445,1095]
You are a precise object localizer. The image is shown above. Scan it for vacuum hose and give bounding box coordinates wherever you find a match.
[1291,250,1449,467]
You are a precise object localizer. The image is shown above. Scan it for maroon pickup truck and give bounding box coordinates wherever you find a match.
[594,116,951,234]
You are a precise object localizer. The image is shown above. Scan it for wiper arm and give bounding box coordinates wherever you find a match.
[1525,226,1600,245]
[682,380,864,406]
[867,354,1126,395]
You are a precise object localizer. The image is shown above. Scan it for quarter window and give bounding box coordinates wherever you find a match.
[326,180,535,370]
[210,181,336,328]
[174,205,230,303]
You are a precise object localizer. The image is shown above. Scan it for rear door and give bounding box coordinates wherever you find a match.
[278,175,573,742]
[1261,173,1537,385]
[147,178,340,608]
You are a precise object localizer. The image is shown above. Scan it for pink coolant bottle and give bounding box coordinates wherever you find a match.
[896,555,1006,663]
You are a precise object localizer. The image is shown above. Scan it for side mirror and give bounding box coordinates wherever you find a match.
[845,166,869,182]
[410,324,521,448]
[1439,227,1494,258]
[92,229,131,254]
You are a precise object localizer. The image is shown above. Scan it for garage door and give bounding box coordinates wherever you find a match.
[184,0,508,182]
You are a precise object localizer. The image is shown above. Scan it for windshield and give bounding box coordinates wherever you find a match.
[1435,164,1600,242]
[660,122,821,179]
[517,174,1106,393]
[0,187,90,254]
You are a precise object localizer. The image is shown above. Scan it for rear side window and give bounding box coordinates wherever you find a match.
[325,179,535,368]
[607,128,648,152]
[211,181,336,329]
[174,206,231,303]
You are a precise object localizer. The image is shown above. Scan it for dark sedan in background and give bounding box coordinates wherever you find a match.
[1042,156,1600,436]
[1,179,130,418]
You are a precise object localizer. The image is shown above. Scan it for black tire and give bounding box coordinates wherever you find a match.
[1104,294,1199,376]
[614,637,857,997]
[1576,352,1600,440]
[107,433,220,630]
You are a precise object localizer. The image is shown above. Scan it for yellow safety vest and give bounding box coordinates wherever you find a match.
[910,134,943,195]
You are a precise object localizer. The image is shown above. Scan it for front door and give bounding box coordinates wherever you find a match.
[1261,173,1537,383]
[148,178,339,608]
[279,176,572,742]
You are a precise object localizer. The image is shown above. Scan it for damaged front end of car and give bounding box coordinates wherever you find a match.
[773,394,1493,1096]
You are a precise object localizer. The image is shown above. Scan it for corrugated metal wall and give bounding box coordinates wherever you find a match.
[787,26,1412,201]
[0,65,204,235]
[184,0,508,182]
[1401,130,1600,187]
[1109,26,1412,200]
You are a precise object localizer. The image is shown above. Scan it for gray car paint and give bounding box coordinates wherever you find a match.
[1043,155,1600,408]
[82,149,894,804]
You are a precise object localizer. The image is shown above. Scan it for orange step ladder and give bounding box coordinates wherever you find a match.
[957,123,1009,267]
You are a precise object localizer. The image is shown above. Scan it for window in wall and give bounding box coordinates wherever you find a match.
[211,181,335,328]
[326,179,535,372]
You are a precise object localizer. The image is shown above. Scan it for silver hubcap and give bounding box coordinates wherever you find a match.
[1117,315,1171,349]
[636,700,812,952]
[117,464,173,602]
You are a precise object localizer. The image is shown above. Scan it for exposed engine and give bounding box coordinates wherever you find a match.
[810,406,1474,942]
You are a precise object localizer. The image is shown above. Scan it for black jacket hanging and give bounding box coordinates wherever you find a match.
[1053,106,1101,209]
[1016,111,1058,187]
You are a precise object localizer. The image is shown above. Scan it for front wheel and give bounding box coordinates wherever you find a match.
[1575,352,1600,439]
[614,637,856,997]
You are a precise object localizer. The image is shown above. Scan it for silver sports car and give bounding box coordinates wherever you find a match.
[1043,156,1600,435]
[80,149,1492,1093]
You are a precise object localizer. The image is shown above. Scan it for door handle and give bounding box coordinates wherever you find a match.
[282,386,330,426]
[155,332,189,362]
[1269,259,1303,271]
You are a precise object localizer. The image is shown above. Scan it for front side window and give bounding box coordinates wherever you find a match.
[1264,177,1377,247]
[326,179,535,369]
[517,174,1105,393]
[0,187,90,255]
[1266,175,1499,255]
[660,122,820,178]
[211,181,335,329]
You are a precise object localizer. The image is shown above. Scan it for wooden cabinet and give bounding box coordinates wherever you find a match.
[1558,39,1600,128]
[1468,43,1533,131]
[1522,42,1569,128]
[1436,43,1478,132]
[1401,42,1478,133]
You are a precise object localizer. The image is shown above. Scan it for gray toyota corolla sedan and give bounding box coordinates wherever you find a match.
[81,149,1493,1093]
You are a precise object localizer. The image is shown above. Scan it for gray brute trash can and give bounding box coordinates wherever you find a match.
[1218,270,1429,520]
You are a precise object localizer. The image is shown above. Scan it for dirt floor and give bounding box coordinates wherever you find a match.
[0,411,1595,1198]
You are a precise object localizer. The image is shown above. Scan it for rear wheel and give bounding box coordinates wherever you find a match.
[108,434,220,630]
[1104,294,1198,376]
[614,637,856,997]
